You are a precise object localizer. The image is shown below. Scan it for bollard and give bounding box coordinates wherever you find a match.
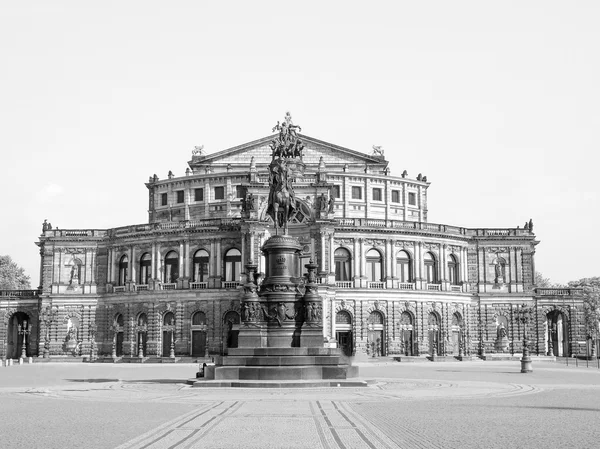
[19,358,23,365]
[28,357,33,364]
[8,359,13,366]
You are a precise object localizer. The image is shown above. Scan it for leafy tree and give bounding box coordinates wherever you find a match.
[568,277,600,340]
[534,272,563,288]
[0,255,31,290]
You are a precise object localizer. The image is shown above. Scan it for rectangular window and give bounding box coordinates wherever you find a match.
[194,188,204,202]
[332,185,341,199]
[176,190,184,204]
[391,190,400,203]
[408,192,416,206]
[161,193,168,206]
[214,186,225,200]
[372,188,382,201]
[235,185,245,198]
[351,186,362,200]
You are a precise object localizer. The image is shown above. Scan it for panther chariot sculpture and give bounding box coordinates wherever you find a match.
[266,112,305,235]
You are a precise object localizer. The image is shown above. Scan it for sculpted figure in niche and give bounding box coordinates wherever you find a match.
[497,322,507,339]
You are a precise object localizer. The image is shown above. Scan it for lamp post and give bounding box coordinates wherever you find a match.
[169,328,176,359]
[39,305,58,358]
[109,323,119,359]
[89,324,97,362]
[518,303,533,373]
[18,320,31,359]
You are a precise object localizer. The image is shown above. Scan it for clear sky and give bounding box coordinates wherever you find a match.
[1,1,598,287]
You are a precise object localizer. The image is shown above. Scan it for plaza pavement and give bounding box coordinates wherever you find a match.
[1,359,600,449]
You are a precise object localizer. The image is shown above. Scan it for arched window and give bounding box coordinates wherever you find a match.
[115,313,124,327]
[139,253,151,285]
[164,251,179,283]
[424,252,438,284]
[138,313,147,326]
[336,310,353,325]
[192,311,207,326]
[118,255,128,286]
[366,249,383,282]
[334,248,352,281]
[193,249,210,283]
[224,248,241,282]
[163,311,175,326]
[396,250,413,283]
[448,254,459,285]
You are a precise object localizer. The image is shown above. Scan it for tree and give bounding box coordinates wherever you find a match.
[0,255,31,290]
[568,277,600,342]
[534,272,563,288]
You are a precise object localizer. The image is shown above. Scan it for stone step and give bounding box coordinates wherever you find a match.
[189,379,371,388]
[210,364,359,381]
[216,355,344,367]
[228,347,342,357]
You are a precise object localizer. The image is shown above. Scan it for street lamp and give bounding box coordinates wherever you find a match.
[89,324,98,362]
[18,320,30,359]
[39,305,58,358]
[518,303,533,373]
[170,328,176,359]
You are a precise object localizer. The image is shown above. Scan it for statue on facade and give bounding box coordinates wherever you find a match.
[266,113,307,234]
[270,112,304,158]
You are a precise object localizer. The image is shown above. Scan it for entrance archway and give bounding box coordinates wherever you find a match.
[162,312,175,357]
[547,310,569,356]
[7,312,30,359]
[191,311,207,357]
[399,311,414,356]
[451,312,463,355]
[428,312,442,356]
[335,310,353,357]
[367,311,385,357]
[114,313,124,357]
[223,311,240,354]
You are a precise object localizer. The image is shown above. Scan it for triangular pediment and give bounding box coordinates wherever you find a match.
[188,134,386,170]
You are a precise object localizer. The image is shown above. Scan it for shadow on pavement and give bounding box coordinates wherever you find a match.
[65,378,186,384]
[66,379,119,383]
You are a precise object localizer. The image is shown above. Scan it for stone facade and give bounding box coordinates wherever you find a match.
[0,132,587,360]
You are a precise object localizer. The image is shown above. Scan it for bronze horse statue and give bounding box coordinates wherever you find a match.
[266,159,296,235]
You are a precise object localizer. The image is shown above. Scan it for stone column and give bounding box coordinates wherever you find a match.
[241,233,246,269]
[151,242,157,286]
[360,238,367,288]
[215,239,222,287]
[461,246,468,292]
[130,246,137,290]
[441,244,447,291]
[329,232,335,274]
[385,239,393,288]
[204,179,211,218]
[515,247,523,292]
[183,240,190,288]
[416,242,423,289]
[353,238,360,284]
[331,299,337,343]
[320,232,326,274]
[110,248,116,287]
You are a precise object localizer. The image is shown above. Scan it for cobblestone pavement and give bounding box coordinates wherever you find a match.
[1,361,600,448]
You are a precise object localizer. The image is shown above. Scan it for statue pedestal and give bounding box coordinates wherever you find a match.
[202,234,359,385]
